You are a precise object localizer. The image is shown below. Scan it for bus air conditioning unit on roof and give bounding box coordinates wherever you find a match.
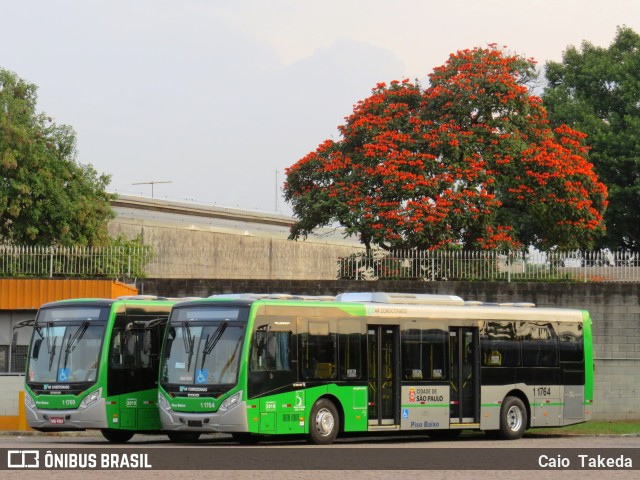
[336,292,464,306]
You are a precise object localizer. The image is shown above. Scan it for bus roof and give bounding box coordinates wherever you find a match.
[182,292,588,323]
[38,296,178,310]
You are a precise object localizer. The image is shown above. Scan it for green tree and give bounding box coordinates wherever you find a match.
[543,26,640,249]
[285,47,607,252]
[0,68,114,246]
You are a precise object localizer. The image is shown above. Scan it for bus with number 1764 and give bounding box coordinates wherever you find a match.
[157,292,593,444]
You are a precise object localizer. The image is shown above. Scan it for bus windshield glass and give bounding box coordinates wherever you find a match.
[27,307,109,384]
[162,306,245,386]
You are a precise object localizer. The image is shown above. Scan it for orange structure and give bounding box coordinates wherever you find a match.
[0,279,138,431]
[0,279,137,310]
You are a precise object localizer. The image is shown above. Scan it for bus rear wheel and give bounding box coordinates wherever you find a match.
[499,396,527,440]
[308,399,339,445]
[167,432,201,443]
[101,429,134,443]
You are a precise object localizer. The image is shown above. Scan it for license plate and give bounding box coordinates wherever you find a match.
[50,417,65,425]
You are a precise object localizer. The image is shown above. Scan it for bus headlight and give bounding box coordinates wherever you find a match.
[158,392,171,412]
[79,388,101,409]
[24,393,36,409]
[218,391,241,412]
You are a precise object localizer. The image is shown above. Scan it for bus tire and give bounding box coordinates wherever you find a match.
[100,429,134,443]
[308,398,339,445]
[167,432,201,443]
[499,396,527,440]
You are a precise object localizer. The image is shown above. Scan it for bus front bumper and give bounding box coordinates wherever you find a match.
[160,401,249,433]
[26,398,108,431]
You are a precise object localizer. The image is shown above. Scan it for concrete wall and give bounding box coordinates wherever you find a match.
[109,216,363,280]
[0,376,27,429]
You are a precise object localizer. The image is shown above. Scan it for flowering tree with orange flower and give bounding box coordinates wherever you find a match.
[284,46,608,252]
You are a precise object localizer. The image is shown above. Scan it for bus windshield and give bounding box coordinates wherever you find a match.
[27,307,109,384]
[162,306,245,386]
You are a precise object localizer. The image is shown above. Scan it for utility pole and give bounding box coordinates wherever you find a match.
[132,180,172,198]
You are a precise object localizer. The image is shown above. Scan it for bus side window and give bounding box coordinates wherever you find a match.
[125,332,138,366]
[109,329,123,367]
[301,320,337,380]
[250,328,291,372]
[247,318,296,399]
[338,320,365,381]
[522,323,558,367]
[481,322,521,367]
[107,307,171,397]
[559,323,583,363]
[250,330,270,371]
[401,326,447,380]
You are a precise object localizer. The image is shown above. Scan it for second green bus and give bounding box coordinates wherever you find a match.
[157,292,593,444]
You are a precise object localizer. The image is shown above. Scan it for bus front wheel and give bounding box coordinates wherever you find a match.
[499,396,527,440]
[100,429,134,443]
[308,398,339,445]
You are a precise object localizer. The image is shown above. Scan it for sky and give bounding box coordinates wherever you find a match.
[2,0,639,215]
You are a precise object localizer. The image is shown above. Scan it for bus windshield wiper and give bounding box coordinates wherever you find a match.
[45,322,52,354]
[182,322,195,370]
[200,322,228,370]
[48,336,58,372]
[62,322,89,370]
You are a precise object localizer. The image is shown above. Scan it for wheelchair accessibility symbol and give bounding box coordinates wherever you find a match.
[195,369,208,384]
[58,368,70,382]
[402,409,409,419]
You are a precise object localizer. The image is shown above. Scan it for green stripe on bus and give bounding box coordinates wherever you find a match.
[583,310,595,403]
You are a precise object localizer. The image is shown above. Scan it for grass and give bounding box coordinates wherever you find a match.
[528,421,640,436]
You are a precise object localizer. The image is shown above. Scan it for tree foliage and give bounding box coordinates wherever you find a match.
[0,68,114,246]
[543,26,640,249]
[285,47,607,252]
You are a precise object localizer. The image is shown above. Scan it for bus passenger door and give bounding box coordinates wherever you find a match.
[367,326,400,427]
[449,327,480,426]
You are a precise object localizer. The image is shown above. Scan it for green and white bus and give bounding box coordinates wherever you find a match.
[157,292,593,444]
[24,297,179,443]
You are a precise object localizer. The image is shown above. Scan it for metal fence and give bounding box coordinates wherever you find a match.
[0,245,152,279]
[338,249,640,282]
[0,345,27,374]
[2,244,640,282]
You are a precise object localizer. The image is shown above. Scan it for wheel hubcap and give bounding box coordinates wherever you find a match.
[507,406,523,431]
[315,408,335,436]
